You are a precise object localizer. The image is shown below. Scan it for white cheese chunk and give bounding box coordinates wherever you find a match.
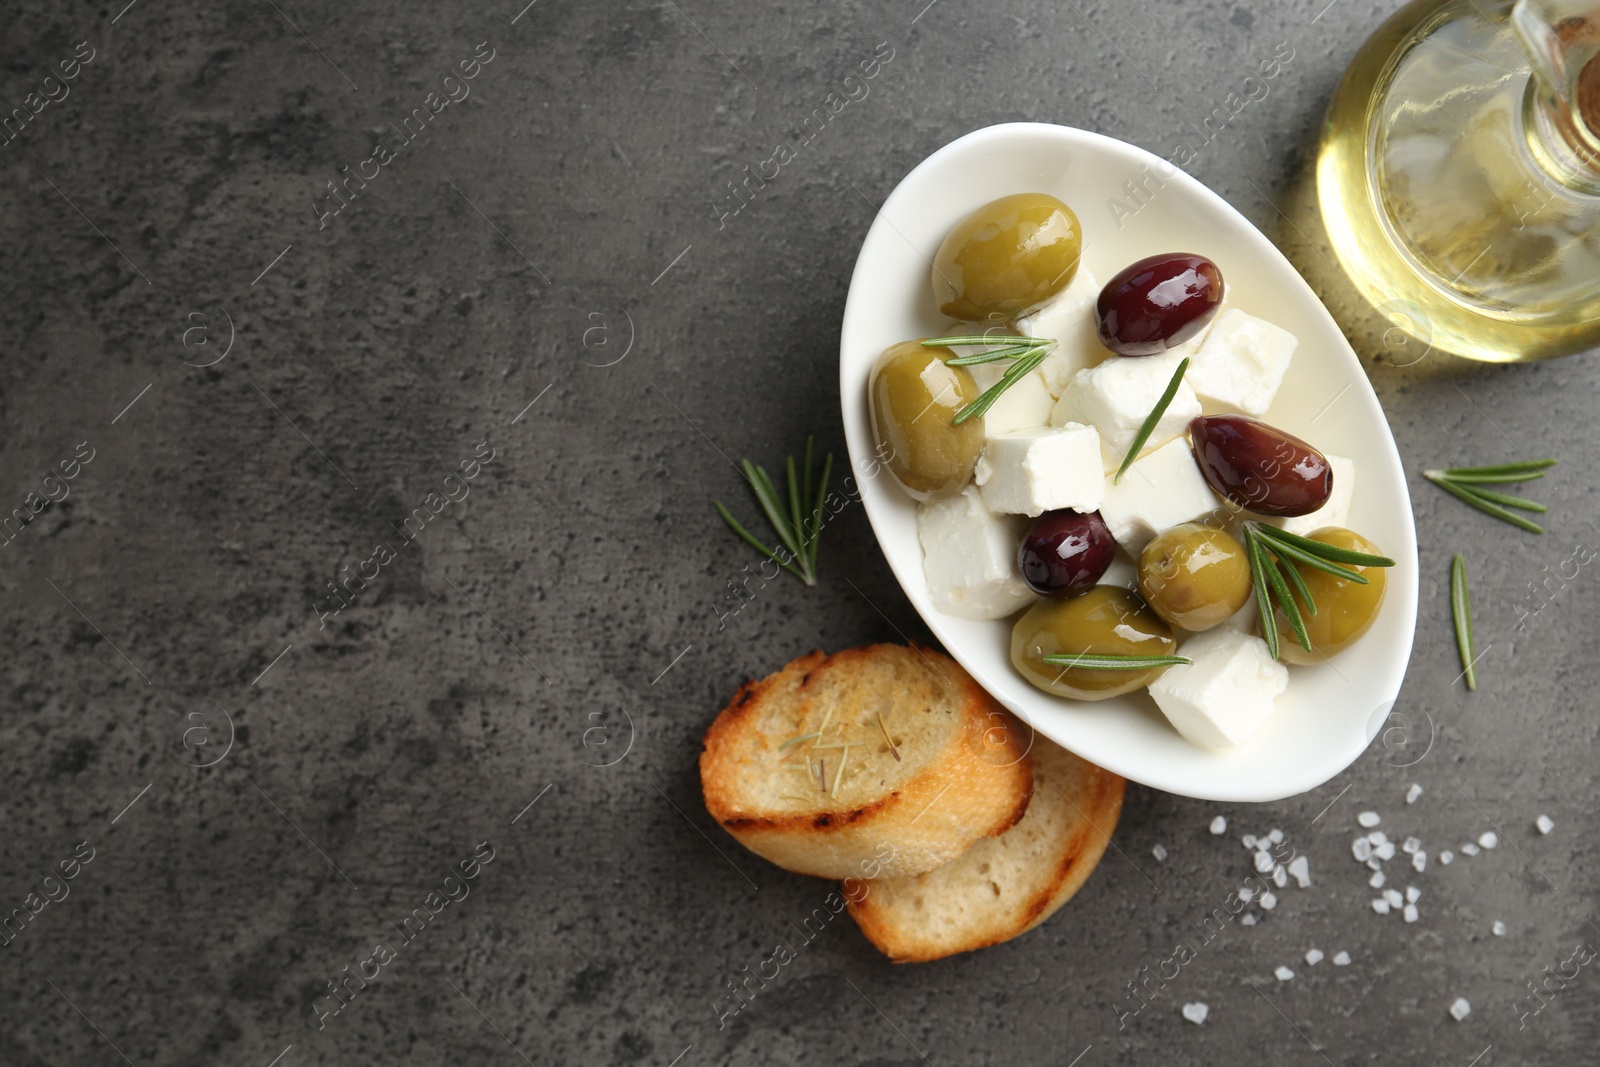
[968,363,1055,435]
[1189,309,1297,416]
[1148,627,1289,749]
[916,487,1035,619]
[1051,349,1202,468]
[1098,438,1221,555]
[1272,455,1354,536]
[973,424,1103,517]
[1095,553,1139,591]
[1016,266,1106,396]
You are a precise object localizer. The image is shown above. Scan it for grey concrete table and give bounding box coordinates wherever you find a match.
[1,1,1595,1064]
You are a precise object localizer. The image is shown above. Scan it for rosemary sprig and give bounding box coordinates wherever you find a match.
[1040,652,1193,671]
[1116,356,1189,483]
[1451,554,1476,691]
[1422,459,1555,535]
[714,436,833,586]
[1243,521,1397,659]
[921,335,1057,425]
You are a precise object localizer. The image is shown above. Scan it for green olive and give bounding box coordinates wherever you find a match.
[932,193,1083,322]
[1010,587,1176,700]
[1138,523,1252,631]
[1272,527,1389,664]
[868,339,985,499]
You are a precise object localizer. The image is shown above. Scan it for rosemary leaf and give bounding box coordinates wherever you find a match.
[714,502,810,583]
[1247,529,1279,660]
[1427,475,1546,535]
[951,347,1049,425]
[1451,553,1477,691]
[743,461,800,559]
[1258,539,1311,652]
[785,455,804,559]
[1115,357,1190,483]
[1253,524,1397,568]
[1456,485,1548,513]
[1040,652,1193,670]
[809,450,833,575]
[1437,459,1555,480]
[921,334,1052,347]
[945,344,1039,366]
[1255,534,1370,585]
[716,440,836,585]
[1277,543,1318,617]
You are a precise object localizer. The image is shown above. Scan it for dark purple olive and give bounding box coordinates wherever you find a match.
[1096,253,1224,356]
[1189,414,1332,517]
[1018,510,1116,598]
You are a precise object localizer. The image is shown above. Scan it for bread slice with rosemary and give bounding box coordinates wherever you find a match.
[699,644,1033,880]
[845,737,1124,963]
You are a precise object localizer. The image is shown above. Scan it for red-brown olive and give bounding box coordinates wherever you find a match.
[1189,414,1333,517]
[1018,510,1116,598]
[1096,253,1224,356]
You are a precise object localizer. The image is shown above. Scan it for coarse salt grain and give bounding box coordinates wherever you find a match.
[1403,903,1419,923]
[1352,838,1373,862]
[1242,834,1257,849]
[1375,841,1397,861]
[1240,886,1255,903]
[1272,864,1288,888]
[1403,837,1421,854]
[1268,829,1284,844]
[1536,815,1555,835]
[1152,843,1168,862]
[1358,811,1381,828]
[1333,951,1351,966]
[1369,871,1386,888]
[1479,831,1498,849]
[1367,830,1388,846]
[1275,966,1294,981]
[1260,892,1278,911]
[1254,851,1275,873]
[1384,888,1404,908]
[1372,898,1391,915]
[1367,858,1382,871]
[1492,920,1506,936]
[1406,783,1423,804]
[1449,998,1471,1021]
[1406,886,1421,903]
[1182,1002,1209,1025]
[1412,851,1427,872]
[1288,856,1311,888]
[1462,843,1480,856]
[1305,948,1324,966]
[1440,850,1454,864]
[1210,816,1228,834]
[1241,912,1258,926]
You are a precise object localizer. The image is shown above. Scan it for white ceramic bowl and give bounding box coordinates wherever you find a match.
[839,123,1418,802]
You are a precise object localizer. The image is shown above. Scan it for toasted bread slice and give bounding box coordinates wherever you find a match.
[700,644,1033,880]
[845,738,1124,962]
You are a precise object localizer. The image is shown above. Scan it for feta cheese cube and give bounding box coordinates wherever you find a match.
[968,363,1055,435]
[1188,309,1298,416]
[1098,438,1222,555]
[916,487,1035,619]
[974,424,1103,517]
[1016,266,1106,396]
[1051,349,1201,466]
[1273,455,1354,537]
[1095,553,1139,591]
[1147,627,1289,749]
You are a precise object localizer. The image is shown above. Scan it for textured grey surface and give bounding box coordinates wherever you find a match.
[1,0,1597,1064]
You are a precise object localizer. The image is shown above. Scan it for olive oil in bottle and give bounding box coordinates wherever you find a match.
[1318,0,1600,362]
